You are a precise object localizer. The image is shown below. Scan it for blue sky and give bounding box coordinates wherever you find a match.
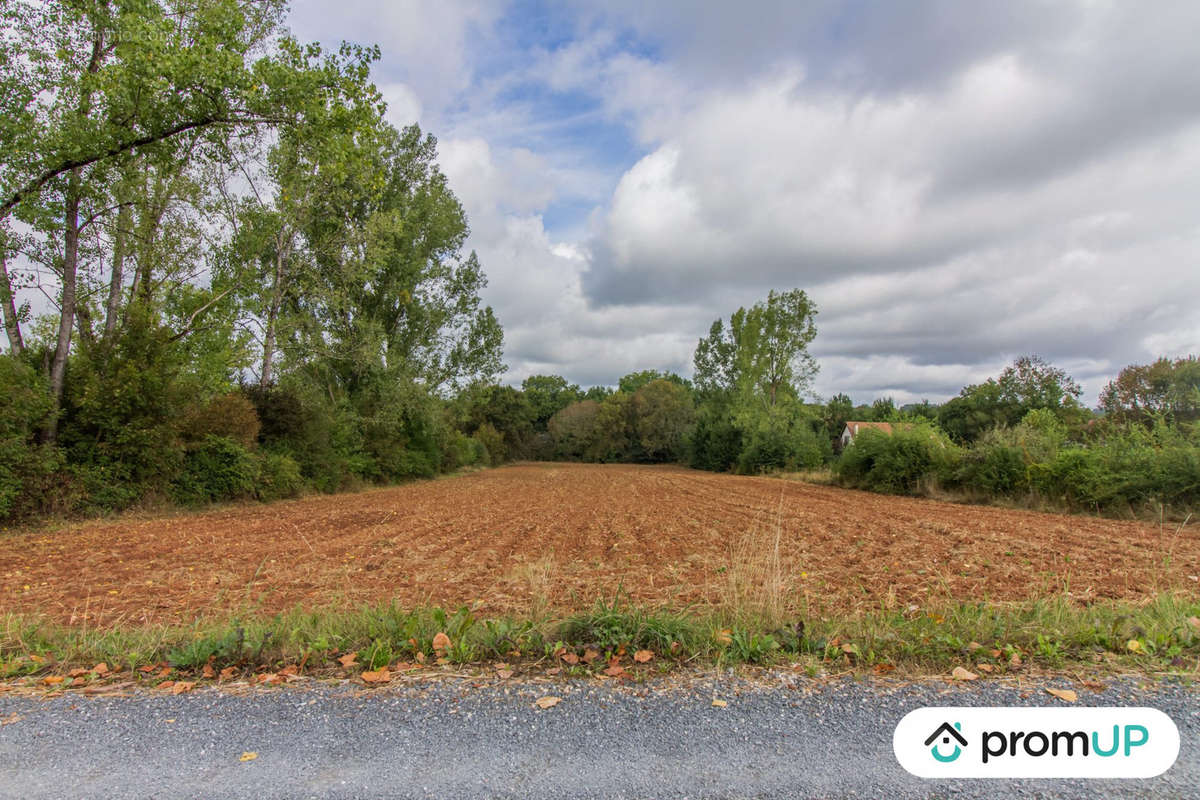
[288,0,1200,404]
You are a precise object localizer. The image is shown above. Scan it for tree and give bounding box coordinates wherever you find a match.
[617,369,691,395]
[630,379,695,462]
[522,374,582,429]
[939,356,1084,443]
[547,400,600,459]
[1100,355,1200,427]
[996,355,1082,412]
[693,288,818,406]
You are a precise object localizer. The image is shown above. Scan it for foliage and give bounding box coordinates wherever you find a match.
[836,424,959,495]
[171,435,258,506]
[1100,355,1200,427]
[522,375,582,429]
[631,379,695,462]
[734,402,830,474]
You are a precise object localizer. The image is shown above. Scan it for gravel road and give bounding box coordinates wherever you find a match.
[0,675,1195,799]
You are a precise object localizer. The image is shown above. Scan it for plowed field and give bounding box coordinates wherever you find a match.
[3,463,1197,627]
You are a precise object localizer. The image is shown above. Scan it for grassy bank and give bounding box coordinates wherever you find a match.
[3,594,1198,686]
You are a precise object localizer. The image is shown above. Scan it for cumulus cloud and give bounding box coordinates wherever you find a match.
[289,0,1200,404]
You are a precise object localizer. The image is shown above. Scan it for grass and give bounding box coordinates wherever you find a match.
[2,593,1198,683]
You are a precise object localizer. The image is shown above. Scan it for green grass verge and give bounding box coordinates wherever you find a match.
[3,594,1198,682]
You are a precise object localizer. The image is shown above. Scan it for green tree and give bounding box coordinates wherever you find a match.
[617,369,691,395]
[693,288,818,407]
[522,374,582,429]
[630,379,695,462]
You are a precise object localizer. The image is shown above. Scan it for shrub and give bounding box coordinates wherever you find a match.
[956,444,1028,497]
[473,423,505,466]
[177,393,260,447]
[0,357,56,520]
[837,425,959,494]
[255,452,304,501]
[171,435,258,506]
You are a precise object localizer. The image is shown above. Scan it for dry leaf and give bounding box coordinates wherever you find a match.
[604,660,627,678]
[951,666,978,681]
[93,663,109,676]
[1009,653,1023,669]
[633,650,654,663]
[546,667,562,676]
[414,652,426,664]
[1081,679,1106,691]
[496,669,514,680]
[581,648,599,664]
[712,699,727,708]
[533,696,561,709]
[714,629,733,646]
[1046,688,1078,703]
[158,680,175,691]
[977,663,994,673]
[872,663,896,674]
[68,668,89,678]
[1,713,21,726]
[337,652,358,668]
[202,664,216,679]
[967,642,982,651]
[172,681,196,695]
[1126,639,1143,653]
[219,667,237,680]
[560,652,579,665]
[989,649,1002,658]
[361,668,392,684]
[239,752,258,762]
[432,632,452,653]
[1187,616,1200,634]
[42,675,64,686]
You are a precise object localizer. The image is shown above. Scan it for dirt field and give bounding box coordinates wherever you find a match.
[2,463,1197,627]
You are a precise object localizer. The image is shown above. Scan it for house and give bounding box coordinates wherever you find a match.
[839,420,896,449]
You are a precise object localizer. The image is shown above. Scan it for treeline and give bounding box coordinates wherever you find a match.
[834,355,1200,517]
[0,1,504,520]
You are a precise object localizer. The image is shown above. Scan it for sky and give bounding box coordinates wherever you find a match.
[288,0,1200,406]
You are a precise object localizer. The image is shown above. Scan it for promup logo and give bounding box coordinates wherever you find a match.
[894,707,1179,778]
[924,722,967,763]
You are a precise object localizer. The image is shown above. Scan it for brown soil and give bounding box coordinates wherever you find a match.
[2,463,1197,627]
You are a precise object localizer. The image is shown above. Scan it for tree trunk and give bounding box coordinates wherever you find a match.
[103,202,131,341]
[46,171,82,443]
[260,229,290,386]
[0,235,23,354]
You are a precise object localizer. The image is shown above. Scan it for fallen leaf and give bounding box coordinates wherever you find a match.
[432,632,451,654]
[604,660,627,678]
[337,652,358,668]
[1126,639,1143,653]
[1009,653,1023,669]
[546,667,562,676]
[496,669,514,680]
[93,663,109,676]
[361,668,391,684]
[1188,616,1200,634]
[967,642,982,651]
[712,699,728,708]
[42,675,64,686]
[219,667,236,680]
[533,696,561,709]
[560,652,580,665]
[633,650,654,663]
[68,668,89,678]
[158,681,175,691]
[714,629,733,646]
[581,648,599,664]
[172,681,196,695]
[239,752,258,763]
[977,663,994,673]
[951,666,978,681]
[202,664,216,679]
[1,713,21,725]
[872,663,896,674]
[989,649,1002,658]
[1081,679,1107,691]
[1046,688,1078,703]
[435,657,449,666]
[414,651,426,664]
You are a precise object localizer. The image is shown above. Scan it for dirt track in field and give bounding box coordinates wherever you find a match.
[2,463,1198,627]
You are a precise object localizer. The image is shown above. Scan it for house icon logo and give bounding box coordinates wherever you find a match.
[924,721,967,763]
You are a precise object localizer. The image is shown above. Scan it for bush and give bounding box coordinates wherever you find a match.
[0,357,56,520]
[837,425,959,494]
[255,452,304,501]
[956,444,1028,497]
[177,393,260,447]
[171,435,258,506]
[735,420,830,474]
[473,423,505,466]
